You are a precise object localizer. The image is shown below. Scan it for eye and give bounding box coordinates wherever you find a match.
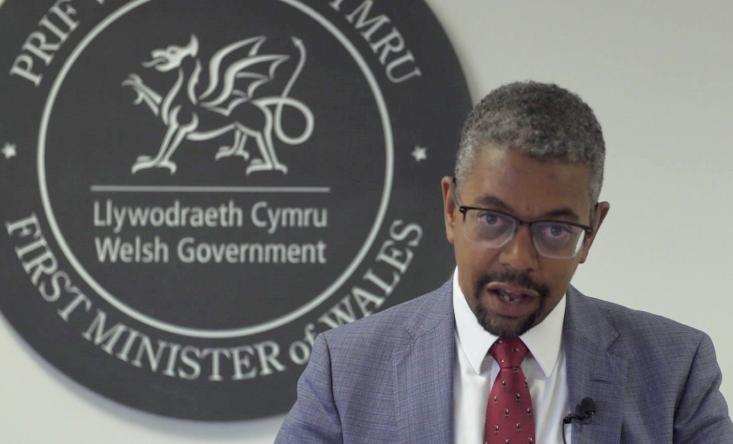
[479,212,501,226]
[549,224,570,237]
[474,210,514,235]
[469,210,514,242]
[539,223,574,240]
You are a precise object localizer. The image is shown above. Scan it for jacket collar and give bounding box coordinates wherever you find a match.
[391,280,629,444]
[393,279,455,444]
[564,285,628,444]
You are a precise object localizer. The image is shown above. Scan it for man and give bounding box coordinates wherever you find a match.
[275,82,733,443]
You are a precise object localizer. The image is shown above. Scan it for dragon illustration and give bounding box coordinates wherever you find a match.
[122,35,313,175]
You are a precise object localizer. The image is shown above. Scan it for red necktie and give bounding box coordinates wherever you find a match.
[485,338,535,444]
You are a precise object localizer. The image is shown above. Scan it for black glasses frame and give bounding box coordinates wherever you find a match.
[457,206,595,236]
[451,177,596,236]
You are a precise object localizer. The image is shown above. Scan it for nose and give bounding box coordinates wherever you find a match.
[497,225,540,271]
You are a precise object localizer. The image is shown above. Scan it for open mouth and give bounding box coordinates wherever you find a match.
[495,288,531,303]
[484,283,539,317]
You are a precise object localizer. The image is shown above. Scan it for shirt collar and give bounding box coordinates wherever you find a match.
[452,267,566,377]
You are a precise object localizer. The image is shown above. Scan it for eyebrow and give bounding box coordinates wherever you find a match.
[474,194,581,222]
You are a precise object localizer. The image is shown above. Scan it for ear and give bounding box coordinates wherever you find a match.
[578,201,610,264]
[441,176,457,244]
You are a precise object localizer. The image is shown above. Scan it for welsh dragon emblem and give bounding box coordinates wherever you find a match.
[122,35,314,175]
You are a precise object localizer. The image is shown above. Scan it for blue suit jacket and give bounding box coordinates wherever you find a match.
[275,280,733,443]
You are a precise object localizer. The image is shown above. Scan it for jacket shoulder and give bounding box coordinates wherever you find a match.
[571,292,733,442]
[320,284,450,351]
[580,293,707,357]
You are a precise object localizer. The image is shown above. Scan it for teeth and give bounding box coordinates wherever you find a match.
[497,289,524,303]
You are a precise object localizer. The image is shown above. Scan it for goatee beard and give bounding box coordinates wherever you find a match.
[470,270,549,338]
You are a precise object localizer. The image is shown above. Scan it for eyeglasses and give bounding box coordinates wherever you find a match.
[451,178,594,259]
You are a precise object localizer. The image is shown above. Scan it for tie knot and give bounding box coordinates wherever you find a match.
[489,338,529,369]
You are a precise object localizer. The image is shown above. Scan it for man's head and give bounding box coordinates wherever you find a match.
[442,81,611,338]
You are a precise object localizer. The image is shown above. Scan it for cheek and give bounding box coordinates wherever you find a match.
[578,241,592,263]
[456,242,500,278]
[543,261,579,297]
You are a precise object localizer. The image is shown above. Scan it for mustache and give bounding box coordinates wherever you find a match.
[474,270,549,298]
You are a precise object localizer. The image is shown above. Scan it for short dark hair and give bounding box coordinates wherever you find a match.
[456,81,605,203]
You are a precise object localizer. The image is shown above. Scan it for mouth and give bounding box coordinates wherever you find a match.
[485,283,539,317]
[495,288,531,303]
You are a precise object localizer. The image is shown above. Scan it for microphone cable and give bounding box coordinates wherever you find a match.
[562,397,596,444]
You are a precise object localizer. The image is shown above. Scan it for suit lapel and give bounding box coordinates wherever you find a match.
[564,286,628,444]
[393,279,455,444]
[389,281,628,443]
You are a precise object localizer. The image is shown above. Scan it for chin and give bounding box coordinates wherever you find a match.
[472,296,542,338]
[481,312,539,338]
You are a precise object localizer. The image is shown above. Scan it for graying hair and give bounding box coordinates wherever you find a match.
[456,81,605,204]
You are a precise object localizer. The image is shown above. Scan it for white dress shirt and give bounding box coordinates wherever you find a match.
[452,269,571,444]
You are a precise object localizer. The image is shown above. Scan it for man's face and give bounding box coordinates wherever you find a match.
[441,145,610,337]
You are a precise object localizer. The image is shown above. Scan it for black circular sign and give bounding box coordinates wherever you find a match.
[0,0,470,420]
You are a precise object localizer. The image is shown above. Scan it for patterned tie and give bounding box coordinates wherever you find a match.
[485,338,535,444]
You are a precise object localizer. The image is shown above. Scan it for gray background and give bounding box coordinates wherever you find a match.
[1,0,732,442]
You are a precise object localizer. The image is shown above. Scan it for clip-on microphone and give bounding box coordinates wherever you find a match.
[562,397,596,444]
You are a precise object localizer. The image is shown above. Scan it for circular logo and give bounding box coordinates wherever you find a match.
[0,0,470,420]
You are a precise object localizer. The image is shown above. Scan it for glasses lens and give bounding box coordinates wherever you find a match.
[464,209,515,246]
[532,222,585,258]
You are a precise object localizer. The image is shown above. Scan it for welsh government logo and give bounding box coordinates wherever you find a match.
[0,0,470,420]
[124,35,314,175]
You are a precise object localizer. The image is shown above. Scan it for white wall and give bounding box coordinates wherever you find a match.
[2,1,732,442]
